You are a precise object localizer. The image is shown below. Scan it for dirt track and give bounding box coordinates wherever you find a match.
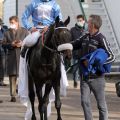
[0,78,120,120]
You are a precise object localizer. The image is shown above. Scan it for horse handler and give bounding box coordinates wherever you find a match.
[72,15,115,120]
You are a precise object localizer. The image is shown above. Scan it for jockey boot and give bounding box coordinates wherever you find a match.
[21,46,28,58]
[10,97,16,102]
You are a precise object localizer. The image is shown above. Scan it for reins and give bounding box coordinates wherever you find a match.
[41,32,58,53]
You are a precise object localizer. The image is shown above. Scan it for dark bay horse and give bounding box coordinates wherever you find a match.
[28,16,72,120]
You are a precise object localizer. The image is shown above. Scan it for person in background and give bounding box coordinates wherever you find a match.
[71,15,87,88]
[3,16,28,102]
[72,15,115,120]
[0,18,7,86]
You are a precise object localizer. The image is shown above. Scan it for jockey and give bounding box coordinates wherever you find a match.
[21,0,62,57]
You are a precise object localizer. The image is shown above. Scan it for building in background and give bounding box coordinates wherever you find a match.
[3,0,30,26]
[0,0,3,18]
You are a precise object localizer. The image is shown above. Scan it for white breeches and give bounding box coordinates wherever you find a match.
[22,31,41,47]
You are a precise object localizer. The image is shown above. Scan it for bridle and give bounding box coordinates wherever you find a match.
[41,26,69,54]
[41,32,58,53]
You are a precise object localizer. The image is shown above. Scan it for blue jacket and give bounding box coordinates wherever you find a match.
[22,0,62,30]
[80,48,113,76]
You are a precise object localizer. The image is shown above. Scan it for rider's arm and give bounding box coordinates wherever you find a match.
[21,3,33,30]
[53,3,62,20]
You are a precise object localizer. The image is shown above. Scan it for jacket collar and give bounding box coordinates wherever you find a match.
[90,31,100,37]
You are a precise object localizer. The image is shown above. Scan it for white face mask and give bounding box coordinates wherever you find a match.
[10,24,17,30]
[0,25,2,30]
[77,21,85,27]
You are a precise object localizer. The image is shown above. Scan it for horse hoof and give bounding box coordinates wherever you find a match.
[31,115,36,120]
[57,118,62,120]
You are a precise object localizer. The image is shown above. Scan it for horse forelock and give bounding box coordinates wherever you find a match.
[55,21,65,27]
[54,26,71,45]
[59,29,72,42]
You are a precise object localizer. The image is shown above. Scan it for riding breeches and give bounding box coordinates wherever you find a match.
[22,31,41,47]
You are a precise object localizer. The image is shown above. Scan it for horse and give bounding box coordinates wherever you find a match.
[28,16,72,120]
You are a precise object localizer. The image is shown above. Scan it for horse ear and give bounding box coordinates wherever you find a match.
[55,16,60,24]
[64,16,70,26]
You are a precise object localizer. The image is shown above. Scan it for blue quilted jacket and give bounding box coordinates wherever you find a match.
[80,48,112,76]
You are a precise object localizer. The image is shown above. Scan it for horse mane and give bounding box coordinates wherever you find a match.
[44,24,55,44]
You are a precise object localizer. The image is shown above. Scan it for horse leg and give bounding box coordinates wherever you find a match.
[53,81,62,120]
[42,83,52,120]
[34,82,43,120]
[28,77,36,120]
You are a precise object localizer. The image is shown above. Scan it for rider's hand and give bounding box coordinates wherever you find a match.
[30,27,38,33]
[41,26,49,33]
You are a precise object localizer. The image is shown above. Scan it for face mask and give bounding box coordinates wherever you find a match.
[77,21,85,27]
[10,24,17,30]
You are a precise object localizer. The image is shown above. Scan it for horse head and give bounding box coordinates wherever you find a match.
[52,16,72,59]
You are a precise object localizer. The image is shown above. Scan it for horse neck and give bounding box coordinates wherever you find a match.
[37,28,60,64]
[40,32,56,58]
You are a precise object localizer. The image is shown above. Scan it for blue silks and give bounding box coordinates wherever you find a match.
[22,0,62,29]
[80,49,112,76]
